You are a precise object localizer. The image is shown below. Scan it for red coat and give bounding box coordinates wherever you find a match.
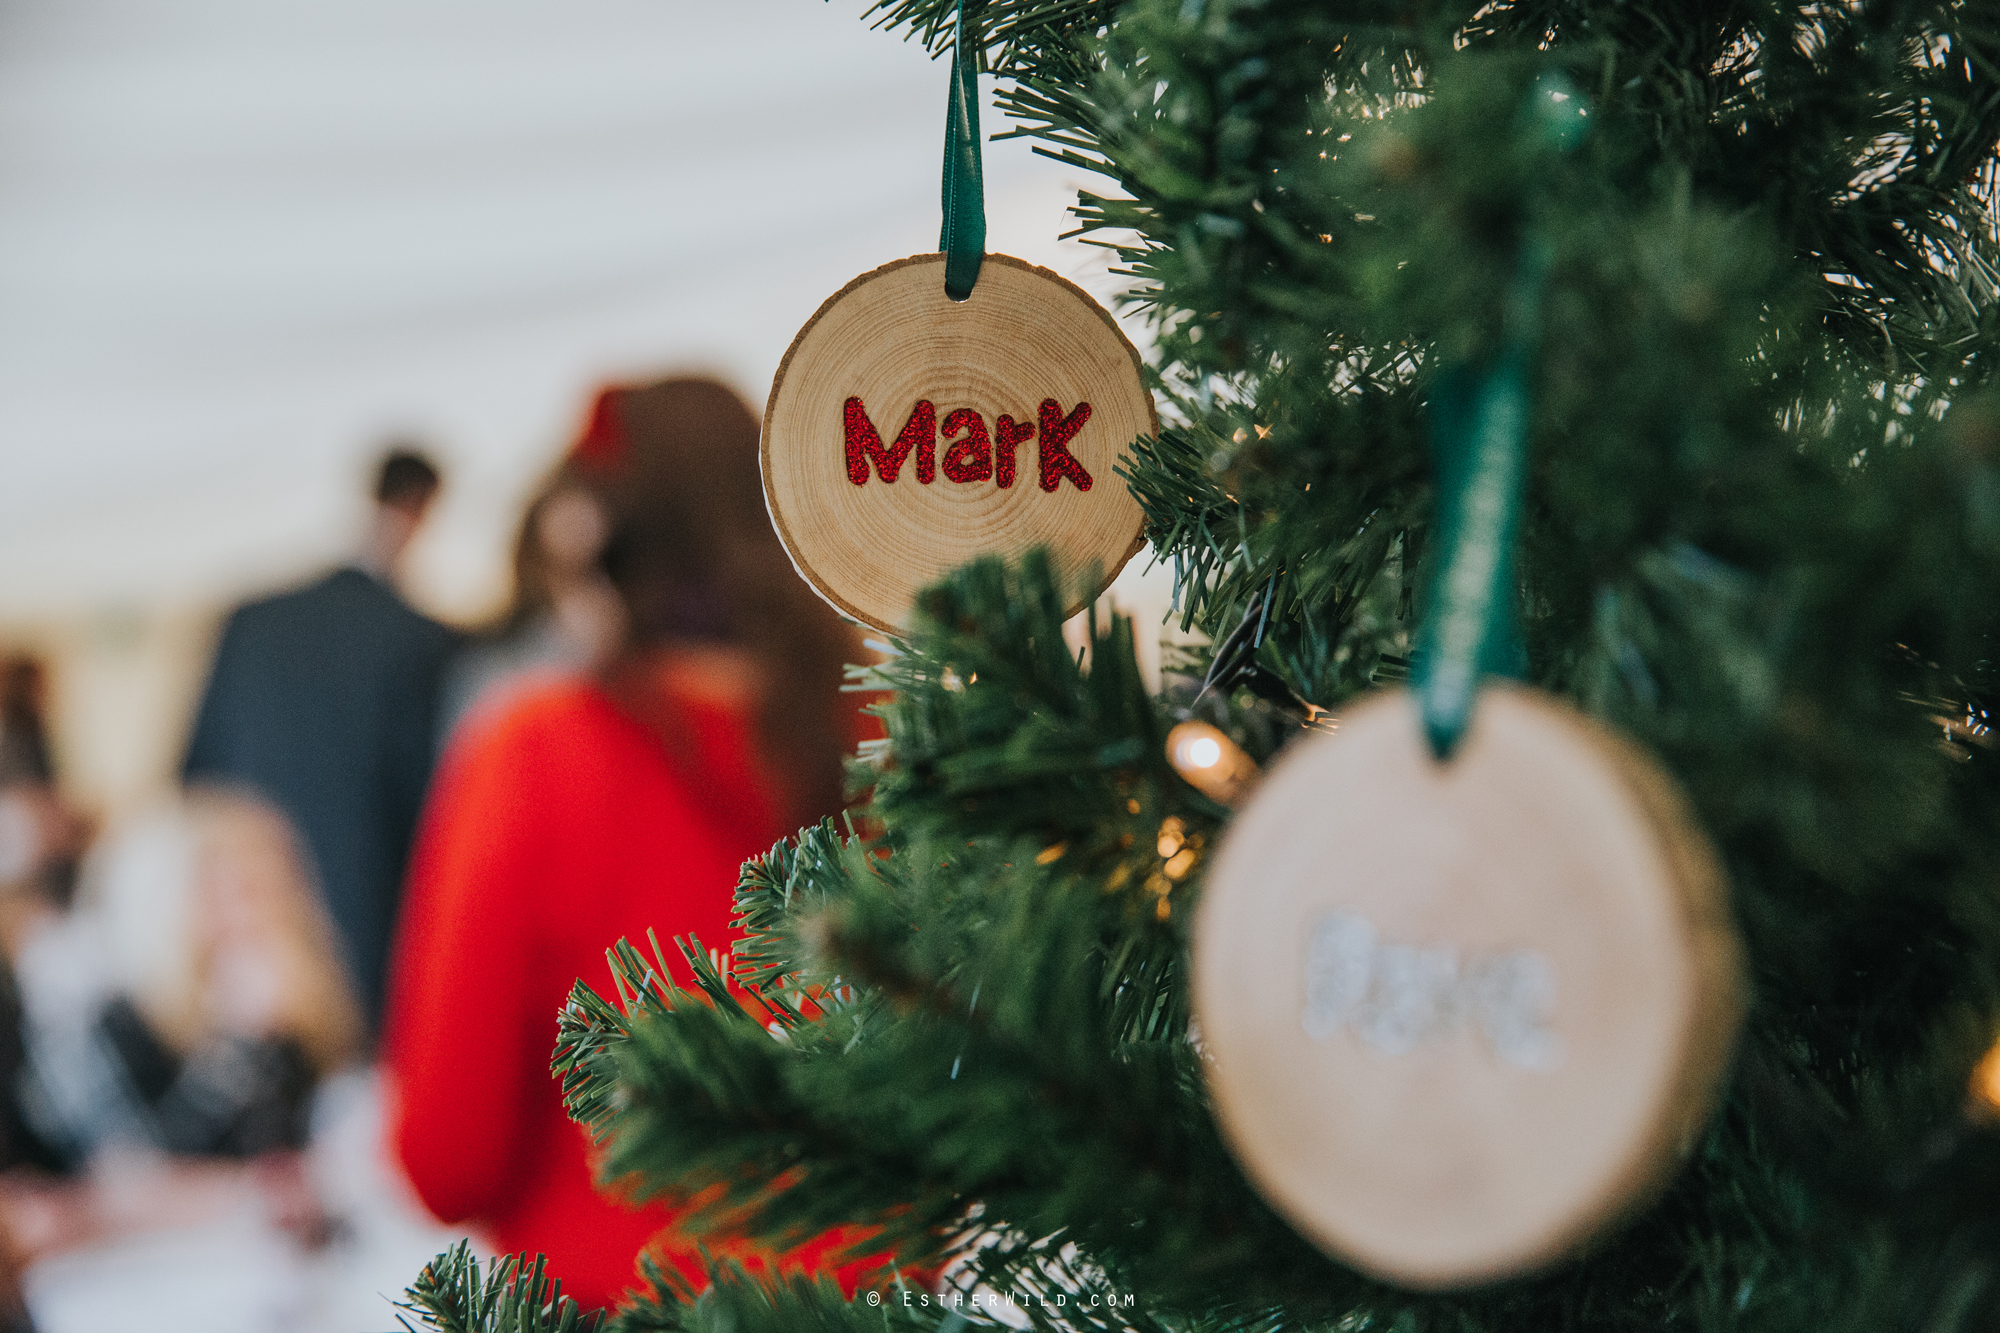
[385,668,867,1311]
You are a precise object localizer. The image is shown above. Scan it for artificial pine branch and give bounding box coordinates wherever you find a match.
[601,1259,956,1333]
[863,0,1121,79]
[397,1243,597,1333]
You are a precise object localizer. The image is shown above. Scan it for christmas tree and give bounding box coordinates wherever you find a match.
[400,1,2000,1329]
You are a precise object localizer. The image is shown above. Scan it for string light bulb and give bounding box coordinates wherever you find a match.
[1167,720,1260,807]
[1971,1034,2000,1118]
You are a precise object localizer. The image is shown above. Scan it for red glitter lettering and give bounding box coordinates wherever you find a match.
[941,409,994,483]
[844,398,937,485]
[1036,399,1094,492]
[995,414,1034,489]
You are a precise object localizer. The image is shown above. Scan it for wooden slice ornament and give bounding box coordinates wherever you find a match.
[1192,685,1742,1289]
[762,253,1152,632]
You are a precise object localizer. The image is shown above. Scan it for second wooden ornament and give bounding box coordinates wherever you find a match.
[1193,685,1742,1289]
[761,253,1153,632]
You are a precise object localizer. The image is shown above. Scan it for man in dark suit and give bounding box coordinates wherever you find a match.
[183,449,458,1035]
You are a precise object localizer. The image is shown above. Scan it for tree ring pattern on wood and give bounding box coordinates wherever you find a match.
[1193,685,1743,1290]
[762,253,1153,632]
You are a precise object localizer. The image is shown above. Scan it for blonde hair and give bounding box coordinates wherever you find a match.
[83,788,362,1076]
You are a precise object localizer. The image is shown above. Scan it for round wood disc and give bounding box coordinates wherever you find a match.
[761,253,1153,632]
[1193,685,1741,1289]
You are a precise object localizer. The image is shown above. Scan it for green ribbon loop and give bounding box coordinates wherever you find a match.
[1412,328,1535,761]
[940,0,985,301]
[1411,74,1587,760]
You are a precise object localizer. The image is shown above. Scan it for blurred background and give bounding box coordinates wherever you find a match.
[0,2,1170,1329]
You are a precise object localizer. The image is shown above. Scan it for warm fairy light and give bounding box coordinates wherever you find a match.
[1972,1037,2000,1116]
[1166,720,1261,807]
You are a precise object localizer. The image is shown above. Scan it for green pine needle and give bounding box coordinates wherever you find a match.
[397,1243,598,1333]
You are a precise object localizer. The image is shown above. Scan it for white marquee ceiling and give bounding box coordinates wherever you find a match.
[0,0,1138,622]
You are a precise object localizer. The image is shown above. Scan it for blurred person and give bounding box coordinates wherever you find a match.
[384,378,869,1313]
[0,659,53,788]
[0,655,89,1187]
[435,408,627,743]
[182,448,459,1033]
[0,656,55,1332]
[0,657,86,914]
[0,790,362,1266]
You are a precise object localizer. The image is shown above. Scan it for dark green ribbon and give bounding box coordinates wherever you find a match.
[1412,75,1586,759]
[1411,249,1544,760]
[940,0,985,300]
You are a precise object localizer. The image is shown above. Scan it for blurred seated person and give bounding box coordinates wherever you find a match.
[0,790,361,1261]
[0,653,81,1333]
[436,428,626,743]
[385,377,868,1314]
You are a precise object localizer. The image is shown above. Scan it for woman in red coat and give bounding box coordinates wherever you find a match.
[383,378,866,1312]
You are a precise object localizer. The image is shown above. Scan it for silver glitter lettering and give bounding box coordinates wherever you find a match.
[1300,912,1564,1070]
